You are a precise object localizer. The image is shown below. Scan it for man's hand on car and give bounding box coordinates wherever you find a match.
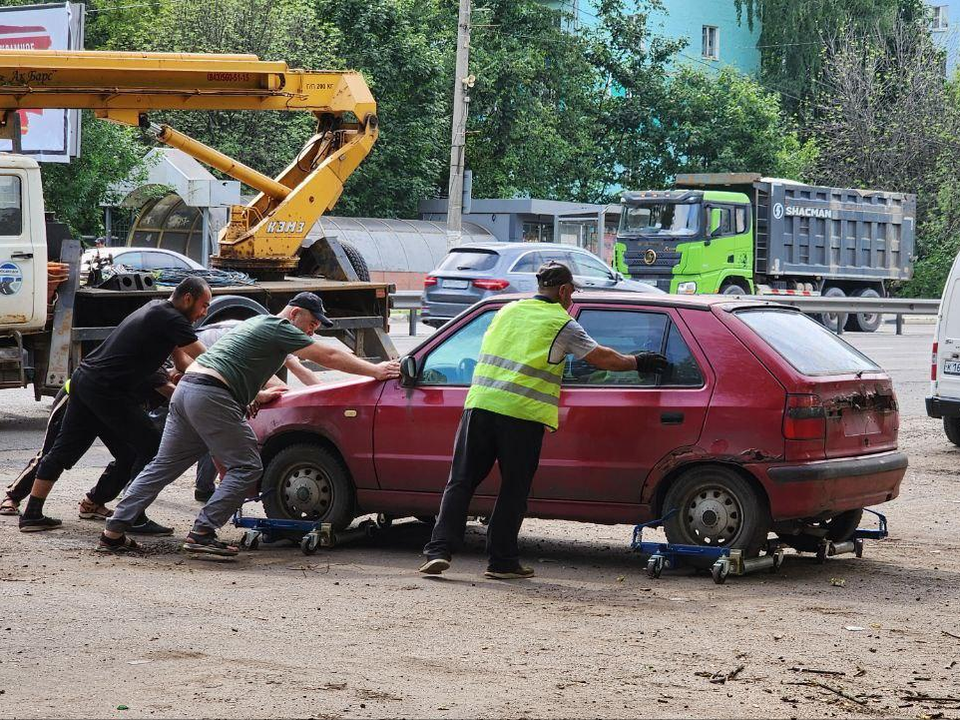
[248,385,288,418]
[372,360,402,381]
[634,352,670,375]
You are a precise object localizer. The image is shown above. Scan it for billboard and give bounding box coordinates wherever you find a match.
[0,3,84,163]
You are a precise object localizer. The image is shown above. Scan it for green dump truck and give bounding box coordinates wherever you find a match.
[614,173,916,331]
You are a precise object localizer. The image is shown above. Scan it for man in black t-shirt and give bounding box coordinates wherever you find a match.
[19,276,212,532]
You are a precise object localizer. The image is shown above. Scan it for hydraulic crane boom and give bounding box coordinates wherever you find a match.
[0,50,379,276]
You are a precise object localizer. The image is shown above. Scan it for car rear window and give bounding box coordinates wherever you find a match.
[437,250,499,272]
[736,309,880,376]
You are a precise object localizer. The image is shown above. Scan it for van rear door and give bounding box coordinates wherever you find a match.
[933,266,960,403]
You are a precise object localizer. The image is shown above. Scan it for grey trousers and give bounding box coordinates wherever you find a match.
[105,380,262,535]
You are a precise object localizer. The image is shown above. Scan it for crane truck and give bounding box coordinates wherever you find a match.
[0,50,395,400]
[614,173,916,332]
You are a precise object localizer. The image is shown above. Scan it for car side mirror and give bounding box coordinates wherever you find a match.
[399,355,418,387]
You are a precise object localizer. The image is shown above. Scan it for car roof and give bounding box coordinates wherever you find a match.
[449,242,596,255]
[477,291,800,312]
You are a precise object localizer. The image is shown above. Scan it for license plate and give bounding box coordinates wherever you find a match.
[442,279,469,290]
[945,361,960,375]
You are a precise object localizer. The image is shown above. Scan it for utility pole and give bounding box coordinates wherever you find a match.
[446,0,472,250]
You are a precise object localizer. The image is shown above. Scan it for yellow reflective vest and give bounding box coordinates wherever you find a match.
[464,298,571,430]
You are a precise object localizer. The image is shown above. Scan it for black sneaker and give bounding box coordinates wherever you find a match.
[182,531,239,557]
[19,515,62,533]
[194,488,215,503]
[128,518,174,536]
[418,557,451,575]
[96,532,141,554]
[484,564,535,580]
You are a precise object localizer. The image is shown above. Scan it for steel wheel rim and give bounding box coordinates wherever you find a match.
[682,484,743,546]
[280,463,333,520]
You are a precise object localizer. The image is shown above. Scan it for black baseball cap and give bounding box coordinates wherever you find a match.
[536,261,581,289]
[288,292,335,328]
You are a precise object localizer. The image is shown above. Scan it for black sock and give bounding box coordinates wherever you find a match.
[133,512,148,525]
[23,495,45,520]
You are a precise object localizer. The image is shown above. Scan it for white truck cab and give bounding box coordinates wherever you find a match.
[0,154,46,332]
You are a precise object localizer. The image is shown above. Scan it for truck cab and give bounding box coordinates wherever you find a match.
[0,154,46,332]
[615,189,753,295]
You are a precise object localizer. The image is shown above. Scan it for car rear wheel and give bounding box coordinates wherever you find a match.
[944,417,960,446]
[261,443,355,531]
[777,509,863,553]
[662,466,769,565]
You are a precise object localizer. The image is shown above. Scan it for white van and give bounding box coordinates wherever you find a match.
[927,251,960,444]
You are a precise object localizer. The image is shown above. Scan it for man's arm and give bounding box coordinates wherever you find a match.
[284,354,321,386]
[582,345,638,372]
[294,341,400,381]
[172,340,206,372]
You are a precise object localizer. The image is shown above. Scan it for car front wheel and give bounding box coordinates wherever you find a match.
[261,443,355,531]
[662,466,769,563]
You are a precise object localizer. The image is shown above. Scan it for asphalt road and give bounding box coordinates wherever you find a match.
[2,318,958,720]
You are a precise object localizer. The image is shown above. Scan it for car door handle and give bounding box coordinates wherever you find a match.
[10,251,32,259]
[660,412,684,425]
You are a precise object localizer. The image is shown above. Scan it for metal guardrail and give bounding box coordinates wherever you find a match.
[733,295,941,335]
[390,290,941,336]
[392,290,425,336]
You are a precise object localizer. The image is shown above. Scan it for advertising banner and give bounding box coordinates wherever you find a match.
[0,3,84,163]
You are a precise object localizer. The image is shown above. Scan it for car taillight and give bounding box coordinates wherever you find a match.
[932,342,939,381]
[783,394,825,440]
[424,275,438,287]
[473,278,510,291]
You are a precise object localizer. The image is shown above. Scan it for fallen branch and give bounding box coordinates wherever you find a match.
[696,664,745,685]
[790,680,867,706]
[902,692,960,704]
[943,630,960,641]
[789,666,846,677]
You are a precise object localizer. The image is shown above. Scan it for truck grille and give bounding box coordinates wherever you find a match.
[624,250,681,276]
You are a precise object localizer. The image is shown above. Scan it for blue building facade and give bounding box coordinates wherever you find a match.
[542,0,761,76]
[927,1,960,77]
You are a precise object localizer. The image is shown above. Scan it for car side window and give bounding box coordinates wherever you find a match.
[512,251,543,273]
[113,252,142,269]
[143,252,189,270]
[565,310,668,386]
[419,310,497,386]
[571,253,614,279]
[662,322,704,387]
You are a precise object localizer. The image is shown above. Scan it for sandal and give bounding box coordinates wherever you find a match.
[96,533,141,554]
[78,497,113,521]
[0,495,19,517]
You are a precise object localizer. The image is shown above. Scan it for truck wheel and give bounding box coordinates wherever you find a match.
[261,443,355,531]
[817,286,847,331]
[340,241,370,282]
[662,466,769,567]
[944,417,960,446]
[845,288,882,333]
[777,509,863,554]
[721,281,749,296]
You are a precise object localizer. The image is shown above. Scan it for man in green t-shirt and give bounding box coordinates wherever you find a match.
[100,292,400,556]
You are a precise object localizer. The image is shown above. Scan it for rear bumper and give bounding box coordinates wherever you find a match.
[926,396,960,418]
[749,450,907,520]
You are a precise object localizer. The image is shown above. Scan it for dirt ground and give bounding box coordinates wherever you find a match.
[1,324,959,719]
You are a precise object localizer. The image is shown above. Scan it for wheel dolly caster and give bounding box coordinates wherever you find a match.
[646,554,665,579]
[301,531,321,555]
[240,530,261,551]
[711,558,730,584]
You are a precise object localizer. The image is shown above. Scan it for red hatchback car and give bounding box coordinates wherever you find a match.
[249,293,906,557]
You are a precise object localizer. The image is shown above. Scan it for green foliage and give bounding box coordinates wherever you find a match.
[655,67,818,184]
[314,0,450,218]
[734,0,926,113]
[39,112,147,237]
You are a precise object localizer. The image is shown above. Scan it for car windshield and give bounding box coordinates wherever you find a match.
[736,309,880,376]
[436,250,499,272]
[620,202,701,238]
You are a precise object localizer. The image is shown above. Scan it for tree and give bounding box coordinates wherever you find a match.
[39,112,148,237]
[734,0,926,113]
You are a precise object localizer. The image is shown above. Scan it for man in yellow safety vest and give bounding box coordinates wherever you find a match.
[419,261,669,579]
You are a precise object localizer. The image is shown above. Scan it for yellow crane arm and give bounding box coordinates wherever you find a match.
[0,50,379,275]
